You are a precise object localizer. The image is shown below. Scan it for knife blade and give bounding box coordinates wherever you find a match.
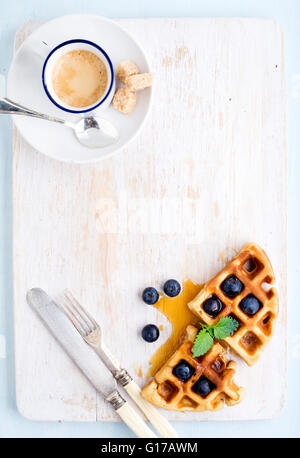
[27,288,117,398]
[26,288,157,438]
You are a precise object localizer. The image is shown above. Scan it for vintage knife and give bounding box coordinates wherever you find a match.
[27,288,156,438]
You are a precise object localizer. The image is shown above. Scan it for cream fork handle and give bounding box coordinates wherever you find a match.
[95,342,178,438]
[116,401,157,438]
[124,380,178,438]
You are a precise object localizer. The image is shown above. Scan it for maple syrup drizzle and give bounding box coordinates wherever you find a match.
[147,280,203,378]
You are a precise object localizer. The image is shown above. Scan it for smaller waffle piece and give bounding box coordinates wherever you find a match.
[188,243,278,365]
[142,325,245,412]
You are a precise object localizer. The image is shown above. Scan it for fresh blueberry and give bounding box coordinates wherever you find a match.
[192,376,216,398]
[142,287,159,305]
[172,360,195,382]
[221,275,244,298]
[141,324,160,343]
[163,279,181,297]
[239,294,262,316]
[202,295,224,318]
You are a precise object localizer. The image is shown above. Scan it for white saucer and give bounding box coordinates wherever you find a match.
[7,15,152,163]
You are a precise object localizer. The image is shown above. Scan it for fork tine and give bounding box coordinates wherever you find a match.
[62,294,94,335]
[64,289,99,330]
[60,297,89,336]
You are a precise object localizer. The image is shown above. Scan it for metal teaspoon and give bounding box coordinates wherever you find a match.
[0,97,119,148]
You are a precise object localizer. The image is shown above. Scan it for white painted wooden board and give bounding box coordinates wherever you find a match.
[13,18,286,422]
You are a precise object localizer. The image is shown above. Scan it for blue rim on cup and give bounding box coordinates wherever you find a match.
[42,39,115,114]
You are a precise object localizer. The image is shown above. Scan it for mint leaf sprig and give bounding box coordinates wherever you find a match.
[192,317,238,357]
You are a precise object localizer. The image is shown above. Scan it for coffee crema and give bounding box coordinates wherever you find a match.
[51,49,108,108]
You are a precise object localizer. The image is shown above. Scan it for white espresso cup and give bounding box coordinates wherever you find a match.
[41,39,115,114]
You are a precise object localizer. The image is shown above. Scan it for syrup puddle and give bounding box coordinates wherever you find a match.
[147,280,203,378]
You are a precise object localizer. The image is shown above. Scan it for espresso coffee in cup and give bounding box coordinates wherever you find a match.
[42,39,115,113]
[51,49,108,109]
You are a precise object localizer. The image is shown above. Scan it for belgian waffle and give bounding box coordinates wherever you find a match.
[188,243,278,365]
[142,325,245,412]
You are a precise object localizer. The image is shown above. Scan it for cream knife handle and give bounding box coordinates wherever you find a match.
[106,390,157,438]
[116,402,157,438]
[124,380,178,438]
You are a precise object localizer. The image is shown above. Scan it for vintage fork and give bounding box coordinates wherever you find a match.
[60,290,178,438]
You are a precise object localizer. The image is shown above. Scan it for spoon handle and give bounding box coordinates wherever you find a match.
[0,97,66,125]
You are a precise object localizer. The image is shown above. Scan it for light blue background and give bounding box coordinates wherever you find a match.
[0,0,299,438]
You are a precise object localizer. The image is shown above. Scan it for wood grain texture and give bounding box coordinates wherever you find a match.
[13,18,287,421]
